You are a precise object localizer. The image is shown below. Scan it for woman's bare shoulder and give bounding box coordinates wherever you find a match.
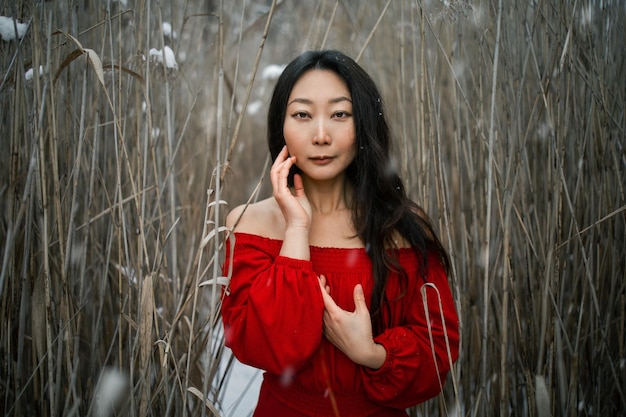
[225,197,285,239]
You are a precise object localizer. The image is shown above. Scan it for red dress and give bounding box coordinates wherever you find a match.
[221,232,459,417]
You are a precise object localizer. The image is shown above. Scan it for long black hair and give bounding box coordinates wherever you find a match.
[267,50,450,334]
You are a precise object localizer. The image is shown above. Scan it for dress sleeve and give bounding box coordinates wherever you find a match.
[221,235,324,376]
[361,253,459,408]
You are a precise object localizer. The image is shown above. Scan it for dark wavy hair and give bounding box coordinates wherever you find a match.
[267,50,450,334]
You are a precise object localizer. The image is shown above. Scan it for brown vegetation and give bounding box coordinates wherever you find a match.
[0,0,624,416]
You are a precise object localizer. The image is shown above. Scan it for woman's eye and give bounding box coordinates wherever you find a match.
[293,112,309,119]
[333,111,351,119]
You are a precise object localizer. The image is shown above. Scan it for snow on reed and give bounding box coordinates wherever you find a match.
[149,46,178,69]
[0,16,28,41]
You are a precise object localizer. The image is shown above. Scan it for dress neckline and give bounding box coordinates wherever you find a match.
[231,231,415,253]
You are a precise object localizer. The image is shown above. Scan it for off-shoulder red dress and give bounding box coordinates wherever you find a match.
[221,232,459,417]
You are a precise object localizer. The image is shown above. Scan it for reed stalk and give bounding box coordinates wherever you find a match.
[0,1,623,416]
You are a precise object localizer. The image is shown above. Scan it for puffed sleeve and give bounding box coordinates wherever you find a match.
[361,253,459,408]
[221,235,325,375]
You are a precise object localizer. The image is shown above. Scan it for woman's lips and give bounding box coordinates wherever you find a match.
[310,156,333,165]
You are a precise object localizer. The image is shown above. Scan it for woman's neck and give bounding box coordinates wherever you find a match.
[301,176,353,215]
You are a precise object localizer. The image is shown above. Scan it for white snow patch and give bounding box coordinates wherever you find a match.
[162,22,177,39]
[94,368,128,417]
[220,347,260,415]
[113,263,138,285]
[261,64,285,80]
[108,0,128,6]
[162,22,172,36]
[453,60,465,79]
[536,121,553,142]
[149,46,178,69]
[247,100,263,115]
[0,16,28,41]
[25,65,44,80]
[580,3,593,27]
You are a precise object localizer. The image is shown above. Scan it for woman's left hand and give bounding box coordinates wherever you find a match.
[318,276,387,369]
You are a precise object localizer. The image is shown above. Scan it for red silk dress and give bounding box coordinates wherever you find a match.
[221,233,459,417]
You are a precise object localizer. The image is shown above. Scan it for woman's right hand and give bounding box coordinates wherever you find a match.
[270,145,312,231]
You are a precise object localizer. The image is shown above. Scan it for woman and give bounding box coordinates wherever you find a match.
[221,50,459,416]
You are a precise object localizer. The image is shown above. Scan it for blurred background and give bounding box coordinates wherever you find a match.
[0,0,624,416]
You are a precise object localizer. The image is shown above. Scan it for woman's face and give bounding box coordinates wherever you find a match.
[283,69,356,183]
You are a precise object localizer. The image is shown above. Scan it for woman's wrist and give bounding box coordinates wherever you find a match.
[359,342,387,369]
[279,226,310,260]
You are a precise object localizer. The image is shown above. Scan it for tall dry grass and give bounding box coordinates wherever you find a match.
[0,0,624,416]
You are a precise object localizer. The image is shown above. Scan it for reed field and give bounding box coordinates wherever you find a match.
[0,0,624,416]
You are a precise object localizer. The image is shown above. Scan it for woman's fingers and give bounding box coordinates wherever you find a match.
[318,275,327,290]
[270,146,311,229]
[270,146,311,228]
[293,173,305,198]
[318,275,331,298]
[270,146,294,195]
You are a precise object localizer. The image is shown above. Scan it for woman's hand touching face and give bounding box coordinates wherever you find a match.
[270,145,312,231]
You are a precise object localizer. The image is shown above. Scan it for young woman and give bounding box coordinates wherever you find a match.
[221,50,459,416]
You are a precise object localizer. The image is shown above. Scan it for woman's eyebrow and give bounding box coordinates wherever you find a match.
[287,96,352,106]
[329,96,352,104]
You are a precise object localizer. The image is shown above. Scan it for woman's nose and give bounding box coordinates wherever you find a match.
[313,119,331,145]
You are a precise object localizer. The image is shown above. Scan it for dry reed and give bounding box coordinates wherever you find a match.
[0,0,624,416]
